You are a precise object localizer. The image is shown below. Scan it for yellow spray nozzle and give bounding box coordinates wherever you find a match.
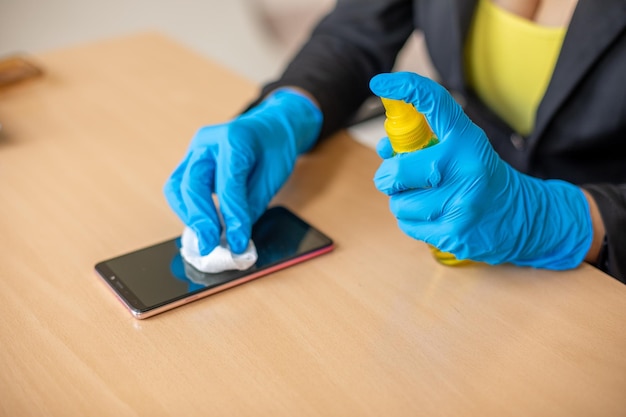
[381,97,436,153]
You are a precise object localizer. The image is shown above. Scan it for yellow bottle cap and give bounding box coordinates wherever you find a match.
[381,97,436,153]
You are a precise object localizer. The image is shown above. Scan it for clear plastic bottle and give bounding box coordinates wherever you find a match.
[380,98,471,266]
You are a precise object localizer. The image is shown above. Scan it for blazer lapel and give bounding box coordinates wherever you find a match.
[529,0,626,146]
[417,0,477,92]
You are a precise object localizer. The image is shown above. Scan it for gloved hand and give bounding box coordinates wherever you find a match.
[370,72,592,269]
[163,89,322,256]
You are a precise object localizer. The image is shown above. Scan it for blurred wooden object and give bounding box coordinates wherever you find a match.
[0,54,42,88]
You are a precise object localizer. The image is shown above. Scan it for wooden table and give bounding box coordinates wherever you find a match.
[1,33,625,417]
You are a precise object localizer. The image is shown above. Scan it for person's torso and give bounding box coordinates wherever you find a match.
[464,0,571,136]
[414,0,626,184]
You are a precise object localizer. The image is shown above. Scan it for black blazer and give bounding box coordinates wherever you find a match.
[259,0,626,281]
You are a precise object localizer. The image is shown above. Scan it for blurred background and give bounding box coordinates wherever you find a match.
[0,0,433,83]
[0,0,331,82]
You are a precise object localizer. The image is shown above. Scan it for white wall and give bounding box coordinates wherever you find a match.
[0,0,434,83]
[0,0,332,82]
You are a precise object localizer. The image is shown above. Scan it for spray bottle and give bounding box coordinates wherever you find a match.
[380,97,471,266]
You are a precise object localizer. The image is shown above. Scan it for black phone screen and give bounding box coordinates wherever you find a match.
[95,206,333,317]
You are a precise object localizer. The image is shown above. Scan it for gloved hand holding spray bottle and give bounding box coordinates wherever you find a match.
[377,95,471,266]
[369,72,592,270]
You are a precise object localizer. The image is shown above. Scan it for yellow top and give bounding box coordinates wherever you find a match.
[465,0,567,136]
[381,97,438,153]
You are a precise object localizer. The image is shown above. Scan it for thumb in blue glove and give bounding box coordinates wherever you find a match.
[163,89,322,256]
[370,72,592,269]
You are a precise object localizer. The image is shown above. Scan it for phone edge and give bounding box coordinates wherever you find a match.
[96,243,335,319]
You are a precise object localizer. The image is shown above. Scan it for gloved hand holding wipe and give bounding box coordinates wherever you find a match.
[163,89,322,268]
[370,72,593,269]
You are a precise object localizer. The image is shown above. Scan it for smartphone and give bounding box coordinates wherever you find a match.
[95,206,334,319]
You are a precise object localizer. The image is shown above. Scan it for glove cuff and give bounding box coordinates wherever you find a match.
[249,88,323,155]
[516,178,593,270]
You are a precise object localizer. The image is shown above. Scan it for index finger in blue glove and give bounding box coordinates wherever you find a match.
[374,148,442,195]
[180,147,221,256]
[214,125,256,254]
[388,188,445,222]
[369,72,472,144]
[376,137,395,159]
[163,153,192,224]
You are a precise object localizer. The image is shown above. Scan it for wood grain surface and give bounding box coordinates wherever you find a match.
[1,33,625,417]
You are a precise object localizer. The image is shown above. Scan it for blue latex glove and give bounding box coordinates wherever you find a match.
[163,89,322,255]
[370,72,592,269]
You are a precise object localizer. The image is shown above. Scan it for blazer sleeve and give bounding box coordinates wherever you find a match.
[582,184,626,283]
[254,0,415,139]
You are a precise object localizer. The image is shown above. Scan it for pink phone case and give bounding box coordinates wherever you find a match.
[99,243,334,319]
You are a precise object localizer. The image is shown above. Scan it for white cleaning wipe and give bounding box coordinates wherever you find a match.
[180,227,258,273]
